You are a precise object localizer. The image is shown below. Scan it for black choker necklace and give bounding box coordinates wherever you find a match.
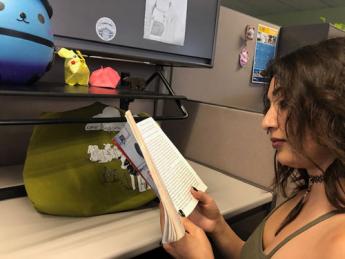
[309,175,324,184]
[300,175,325,204]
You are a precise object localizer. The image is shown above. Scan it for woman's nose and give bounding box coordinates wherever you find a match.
[261,107,278,131]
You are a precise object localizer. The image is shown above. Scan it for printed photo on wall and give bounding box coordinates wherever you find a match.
[251,24,279,85]
[143,0,188,46]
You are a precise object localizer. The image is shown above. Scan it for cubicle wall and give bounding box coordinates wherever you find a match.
[162,6,277,189]
[163,101,274,190]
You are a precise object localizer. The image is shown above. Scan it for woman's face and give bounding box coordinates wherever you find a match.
[261,78,334,172]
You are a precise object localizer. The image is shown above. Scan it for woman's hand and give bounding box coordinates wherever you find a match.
[163,217,214,259]
[188,188,223,234]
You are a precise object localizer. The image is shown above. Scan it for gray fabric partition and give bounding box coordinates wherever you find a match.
[163,101,275,190]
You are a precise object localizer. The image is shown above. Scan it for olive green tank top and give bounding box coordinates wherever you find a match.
[240,197,342,259]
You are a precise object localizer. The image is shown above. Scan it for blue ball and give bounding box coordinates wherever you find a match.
[0,0,54,84]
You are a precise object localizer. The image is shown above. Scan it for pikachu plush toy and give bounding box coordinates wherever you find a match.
[57,48,90,86]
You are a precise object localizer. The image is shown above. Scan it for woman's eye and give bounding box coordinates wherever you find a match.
[279,100,288,109]
[263,100,270,114]
[0,2,5,11]
[38,14,45,24]
[263,94,271,114]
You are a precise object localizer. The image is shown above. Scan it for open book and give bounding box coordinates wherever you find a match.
[113,110,207,243]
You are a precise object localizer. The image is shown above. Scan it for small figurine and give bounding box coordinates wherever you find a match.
[239,47,249,68]
[122,76,146,91]
[245,25,256,41]
[57,48,90,86]
[89,66,120,89]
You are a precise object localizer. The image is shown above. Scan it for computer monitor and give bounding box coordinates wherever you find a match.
[50,0,220,67]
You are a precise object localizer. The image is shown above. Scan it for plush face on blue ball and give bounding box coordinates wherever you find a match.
[0,0,54,84]
[0,0,53,41]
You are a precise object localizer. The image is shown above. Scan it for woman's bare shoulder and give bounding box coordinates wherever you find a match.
[322,214,345,258]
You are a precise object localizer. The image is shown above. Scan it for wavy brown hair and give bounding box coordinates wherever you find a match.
[263,37,345,234]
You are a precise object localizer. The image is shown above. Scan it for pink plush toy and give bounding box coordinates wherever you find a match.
[89,66,120,88]
[239,47,249,67]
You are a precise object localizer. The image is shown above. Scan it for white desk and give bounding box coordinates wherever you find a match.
[0,161,272,259]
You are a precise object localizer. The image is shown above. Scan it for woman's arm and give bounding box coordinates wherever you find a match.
[189,189,244,259]
[209,216,245,259]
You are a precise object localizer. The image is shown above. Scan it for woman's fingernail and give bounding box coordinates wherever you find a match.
[192,186,198,191]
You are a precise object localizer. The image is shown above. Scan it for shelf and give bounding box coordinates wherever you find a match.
[0,81,186,100]
[0,71,189,125]
[0,165,26,201]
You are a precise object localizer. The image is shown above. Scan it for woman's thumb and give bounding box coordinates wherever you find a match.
[191,188,212,204]
[181,216,198,234]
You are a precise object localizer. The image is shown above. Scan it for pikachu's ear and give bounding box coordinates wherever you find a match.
[76,50,85,61]
[57,48,75,58]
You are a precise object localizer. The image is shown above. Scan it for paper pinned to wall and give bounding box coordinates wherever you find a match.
[143,0,188,46]
[251,24,279,85]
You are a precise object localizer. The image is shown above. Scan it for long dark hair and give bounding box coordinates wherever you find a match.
[263,37,345,234]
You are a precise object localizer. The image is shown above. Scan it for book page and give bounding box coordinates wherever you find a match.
[137,118,207,217]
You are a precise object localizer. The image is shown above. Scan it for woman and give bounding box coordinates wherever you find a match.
[160,37,345,258]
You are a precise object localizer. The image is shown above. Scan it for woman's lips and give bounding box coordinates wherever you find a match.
[271,138,286,149]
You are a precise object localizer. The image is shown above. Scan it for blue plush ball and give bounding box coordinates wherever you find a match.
[0,0,54,84]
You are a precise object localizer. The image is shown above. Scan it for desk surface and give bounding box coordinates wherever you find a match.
[0,161,272,259]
